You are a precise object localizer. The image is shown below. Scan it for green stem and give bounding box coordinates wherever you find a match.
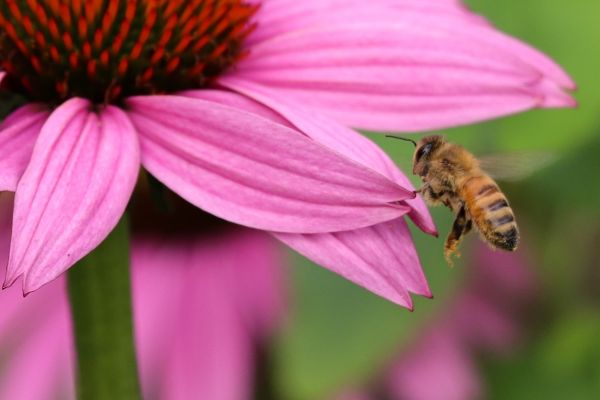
[67,214,141,400]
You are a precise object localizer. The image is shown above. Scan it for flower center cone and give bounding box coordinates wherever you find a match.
[0,0,257,104]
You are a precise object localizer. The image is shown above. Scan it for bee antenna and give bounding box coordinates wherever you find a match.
[386,135,417,147]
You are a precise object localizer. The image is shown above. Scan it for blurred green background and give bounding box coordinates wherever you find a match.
[275,1,600,399]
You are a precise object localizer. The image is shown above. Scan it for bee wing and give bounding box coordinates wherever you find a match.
[478,151,557,181]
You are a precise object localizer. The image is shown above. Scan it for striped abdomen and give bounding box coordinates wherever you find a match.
[460,174,519,251]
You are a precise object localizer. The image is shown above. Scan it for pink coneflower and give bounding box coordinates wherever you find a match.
[385,245,536,400]
[133,230,284,400]
[0,1,573,307]
[0,195,284,399]
[337,244,537,400]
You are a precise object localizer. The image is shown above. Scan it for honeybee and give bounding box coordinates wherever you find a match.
[395,135,521,264]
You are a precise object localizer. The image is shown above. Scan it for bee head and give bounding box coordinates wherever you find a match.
[413,135,445,176]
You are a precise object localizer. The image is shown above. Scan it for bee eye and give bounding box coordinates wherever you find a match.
[416,143,433,162]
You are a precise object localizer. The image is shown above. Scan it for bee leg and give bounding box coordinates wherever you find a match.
[444,206,472,266]
[417,184,446,207]
[414,183,428,194]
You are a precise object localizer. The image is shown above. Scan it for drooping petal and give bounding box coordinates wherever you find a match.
[452,293,519,351]
[133,239,251,400]
[0,198,74,399]
[276,219,428,309]
[183,88,432,307]
[0,302,73,400]
[222,230,286,336]
[5,99,140,292]
[0,192,11,259]
[133,229,283,400]
[164,280,251,400]
[212,82,436,235]
[127,95,413,234]
[387,331,481,400]
[383,242,537,399]
[472,242,536,301]
[0,193,58,335]
[330,244,537,398]
[336,391,374,400]
[0,104,49,191]
[0,218,282,399]
[234,2,574,131]
[451,244,537,351]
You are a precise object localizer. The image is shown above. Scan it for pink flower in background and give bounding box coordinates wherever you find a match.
[0,194,74,400]
[0,279,74,400]
[0,0,573,307]
[0,195,283,399]
[338,244,537,400]
[133,231,284,400]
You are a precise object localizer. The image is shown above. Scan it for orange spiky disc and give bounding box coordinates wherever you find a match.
[0,0,257,104]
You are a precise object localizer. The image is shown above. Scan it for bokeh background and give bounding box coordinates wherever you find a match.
[271,1,600,399]
[1,1,598,399]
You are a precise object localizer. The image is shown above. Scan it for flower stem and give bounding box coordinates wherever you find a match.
[67,214,141,400]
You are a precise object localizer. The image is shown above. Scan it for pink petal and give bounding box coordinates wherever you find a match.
[0,292,73,400]
[472,244,536,300]
[0,205,282,399]
[0,194,68,337]
[336,391,374,400]
[452,293,519,351]
[276,219,429,309]
[0,197,73,400]
[249,0,481,46]
[387,331,481,400]
[163,280,251,400]
[221,230,286,336]
[183,89,431,307]
[0,192,11,257]
[127,95,413,233]
[133,230,281,400]
[0,104,49,191]
[236,4,574,131]
[5,99,140,292]
[214,82,436,235]
[0,196,77,400]
[181,89,290,126]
